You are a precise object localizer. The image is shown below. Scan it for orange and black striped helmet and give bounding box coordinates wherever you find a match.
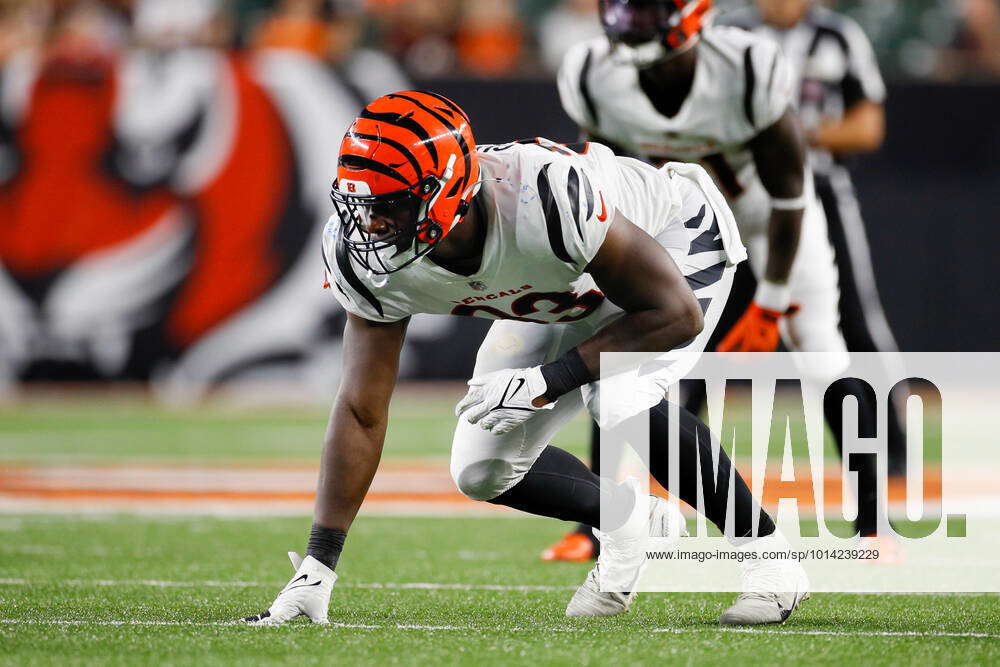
[600,0,712,66]
[331,90,480,276]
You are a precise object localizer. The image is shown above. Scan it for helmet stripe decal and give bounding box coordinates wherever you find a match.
[359,109,439,167]
[387,93,472,197]
[537,164,573,264]
[339,154,411,187]
[418,91,472,125]
[334,234,385,317]
[346,132,422,182]
[567,167,583,240]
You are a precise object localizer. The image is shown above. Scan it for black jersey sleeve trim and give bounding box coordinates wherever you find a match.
[581,170,595,221]
[807,25,849,57]
[579,48,600,129]
[567,167,583,239]
[683,204,707,229]
[766,51,780,96]
[743,46,757,128]
[688,211,724,255]
[334,236,385,318]
[537,164,574,264]
[321,243,333,274]
[685,260,727,290]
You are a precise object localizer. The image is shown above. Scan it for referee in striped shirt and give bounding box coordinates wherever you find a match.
[721,1,907,479]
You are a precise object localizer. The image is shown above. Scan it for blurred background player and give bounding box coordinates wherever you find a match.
[544,0,893,562]
[538,0,604,74]
[720,0,908,487]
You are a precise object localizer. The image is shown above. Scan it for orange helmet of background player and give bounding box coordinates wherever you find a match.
[331,90,480,276]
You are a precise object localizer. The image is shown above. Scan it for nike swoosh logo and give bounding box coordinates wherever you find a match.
[282,573,323,592]
[509,378,526,399]
[596,192,608,222]
[285,581,322,592]
[493,376,535,412]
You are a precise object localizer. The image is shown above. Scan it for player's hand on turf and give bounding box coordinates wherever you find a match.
[455,367,555,435]
[243,552,336,625]
[717,302,798,353]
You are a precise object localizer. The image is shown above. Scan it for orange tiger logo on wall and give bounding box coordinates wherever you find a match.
[0,54,173,295]
[0,50,321,385]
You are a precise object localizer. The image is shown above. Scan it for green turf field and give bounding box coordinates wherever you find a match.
[0,392,590,464]
[2,514,998,666]
[0,390,858,466]
[0,393,986,664]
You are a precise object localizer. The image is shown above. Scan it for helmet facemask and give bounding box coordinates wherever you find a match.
[331,154,457,281]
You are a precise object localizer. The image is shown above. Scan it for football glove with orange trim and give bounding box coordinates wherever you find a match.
[717,303,785,352]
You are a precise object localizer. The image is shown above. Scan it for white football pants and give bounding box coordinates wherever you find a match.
[450,168,740,501]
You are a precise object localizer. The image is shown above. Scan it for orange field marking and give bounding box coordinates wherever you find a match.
[0,463,958,511]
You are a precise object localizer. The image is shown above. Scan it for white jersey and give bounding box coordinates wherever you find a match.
[719,6,886,175]
[558,26,795,236]
[323,140,743,324]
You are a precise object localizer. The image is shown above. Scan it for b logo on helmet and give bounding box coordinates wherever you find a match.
[347,182,356,193]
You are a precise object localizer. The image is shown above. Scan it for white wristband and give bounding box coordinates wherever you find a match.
[755,280,792,312]
[771,174,814,211]
[770,194,808,210]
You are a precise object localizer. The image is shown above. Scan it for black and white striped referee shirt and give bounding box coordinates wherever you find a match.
[719,4,886,173]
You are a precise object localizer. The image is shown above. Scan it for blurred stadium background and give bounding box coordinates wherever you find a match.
[1,1,999,661]
[0,0,998,401]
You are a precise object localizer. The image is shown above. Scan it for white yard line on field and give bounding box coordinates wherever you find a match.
[1,577,999,596]
[652,627,1000,640]
[1,618,998,640]
[0,577,572,592]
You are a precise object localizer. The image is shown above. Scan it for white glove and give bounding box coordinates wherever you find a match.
[243,553,336,625]
[455,367,555,435]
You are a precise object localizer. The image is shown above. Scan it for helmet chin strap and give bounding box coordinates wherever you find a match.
[452,176,504,227]
[366,154,466,288]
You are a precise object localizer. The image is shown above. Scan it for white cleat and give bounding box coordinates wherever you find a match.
[566,481,689,618]
[719,551,810,626]
[565,566,637,617]
[243,553,337,625]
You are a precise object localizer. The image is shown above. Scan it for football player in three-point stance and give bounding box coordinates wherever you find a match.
[544,0,884,561]
[243,90,809,627]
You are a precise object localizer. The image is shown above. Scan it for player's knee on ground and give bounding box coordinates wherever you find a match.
[450,457,520,501]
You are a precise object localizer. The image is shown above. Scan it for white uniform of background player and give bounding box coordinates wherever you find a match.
[324,140,745,500]
[559,25,847,364]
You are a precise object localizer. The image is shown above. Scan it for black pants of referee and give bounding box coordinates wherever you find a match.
[572,168,905,547]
